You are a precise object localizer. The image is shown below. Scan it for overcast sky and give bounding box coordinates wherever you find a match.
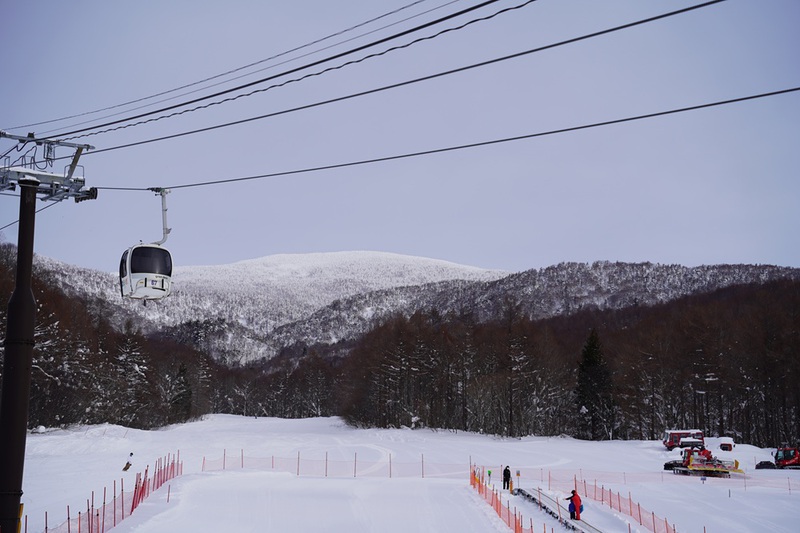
[2,0,798,274]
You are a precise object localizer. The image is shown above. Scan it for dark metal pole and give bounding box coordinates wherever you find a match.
[0,179,38,533]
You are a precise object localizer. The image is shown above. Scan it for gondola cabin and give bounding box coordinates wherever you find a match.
[119,244,172,300]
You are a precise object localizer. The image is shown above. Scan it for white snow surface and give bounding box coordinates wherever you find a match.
[21,415,799,533]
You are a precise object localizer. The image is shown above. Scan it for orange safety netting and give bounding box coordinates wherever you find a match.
[548,472,676,533]
[470,465,677,533]
[470,468,533,533]
[43,453,182,533]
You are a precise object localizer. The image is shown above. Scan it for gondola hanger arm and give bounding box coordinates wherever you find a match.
[148,187,171,245]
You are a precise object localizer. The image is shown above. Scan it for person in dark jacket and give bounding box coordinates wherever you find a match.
[502,466,511,490]
[565,489,582,520]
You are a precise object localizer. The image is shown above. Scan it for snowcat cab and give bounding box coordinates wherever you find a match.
[756,445,800,469]
[774,446,800,469]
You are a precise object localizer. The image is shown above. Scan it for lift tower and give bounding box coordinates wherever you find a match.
[0,131,96,533]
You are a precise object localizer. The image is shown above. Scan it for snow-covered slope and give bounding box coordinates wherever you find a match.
[21,415,800,533]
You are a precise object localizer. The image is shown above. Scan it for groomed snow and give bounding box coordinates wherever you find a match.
[21,416,800,532]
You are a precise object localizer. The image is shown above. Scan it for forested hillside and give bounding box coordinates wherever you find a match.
[332,280,800,447]
[1,243,798,447]
[0,245,220,428]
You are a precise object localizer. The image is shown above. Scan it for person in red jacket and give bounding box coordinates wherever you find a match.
[699,446,713,461]
[565,489,582,520]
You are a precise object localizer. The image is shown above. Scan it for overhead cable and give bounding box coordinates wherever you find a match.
[3,0,435,132]
[46,0,509,140]
[60,0,540,143]
[0,201,59,232]
[5,86,795,230]
[82,0,728,156]
[90,86,799,192]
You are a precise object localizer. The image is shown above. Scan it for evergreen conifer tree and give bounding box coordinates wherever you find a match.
[576,329,615,440]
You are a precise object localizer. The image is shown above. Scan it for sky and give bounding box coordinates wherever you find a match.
[21,415,800,533]
[1,0,799,273]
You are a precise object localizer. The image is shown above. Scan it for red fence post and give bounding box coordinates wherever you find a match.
[112,480,117,528]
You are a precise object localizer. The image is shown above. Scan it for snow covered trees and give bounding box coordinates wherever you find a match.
[339,311,577,435]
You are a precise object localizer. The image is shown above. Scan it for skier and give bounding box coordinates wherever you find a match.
[565,489,582,520]
[502,465,511,490]
[122,452,133,472]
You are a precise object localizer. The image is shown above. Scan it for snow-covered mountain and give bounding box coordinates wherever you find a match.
[24,250,800,366]
[30,251,506,363]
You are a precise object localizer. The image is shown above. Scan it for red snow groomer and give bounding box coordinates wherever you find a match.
[756,445,800,469]
[663,446,743,478]
[774,446,800,469]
